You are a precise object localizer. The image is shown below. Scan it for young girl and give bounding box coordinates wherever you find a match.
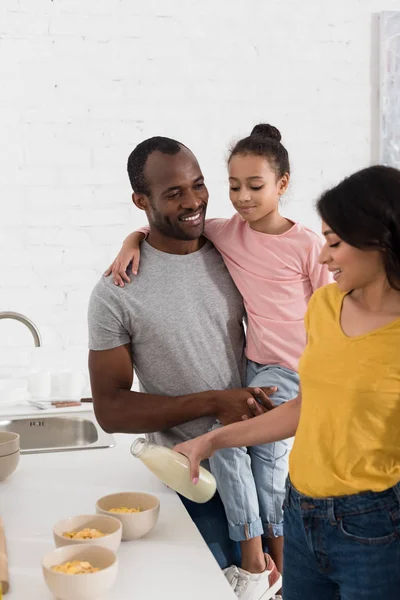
[105,124,331,600]
[173,165,400,600]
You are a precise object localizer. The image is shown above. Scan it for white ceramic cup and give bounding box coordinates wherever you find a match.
[52,372,85,399]
[28,371,51,398]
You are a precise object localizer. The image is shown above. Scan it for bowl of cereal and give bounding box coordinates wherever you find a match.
[0,432,20,457]
[53,514,122,552]
[42,544,118,600]
[0,449,20,481]
[96,492,160,541]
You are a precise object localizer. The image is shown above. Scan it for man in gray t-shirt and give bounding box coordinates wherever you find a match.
[88,136,273,569]
[89,239,246,449]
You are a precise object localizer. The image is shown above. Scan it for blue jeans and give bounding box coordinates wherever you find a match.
[210,361,299,541]
[283,478,400,600]
[179,491,241,569]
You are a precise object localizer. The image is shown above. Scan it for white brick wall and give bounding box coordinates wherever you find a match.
[0,0,398,379]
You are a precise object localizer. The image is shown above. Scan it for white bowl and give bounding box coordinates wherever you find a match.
[53,514,122,552]
[96,492,160,541]
[0,432,20,457]
[42,544,118,600]
[0,449,20,481]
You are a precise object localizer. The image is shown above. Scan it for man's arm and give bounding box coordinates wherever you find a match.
[88,278,276,434]
[89,345,276,434]
[89,344,220,433]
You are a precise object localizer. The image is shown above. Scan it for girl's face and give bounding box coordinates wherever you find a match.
[318,221,386,292]
[228,154,289,223]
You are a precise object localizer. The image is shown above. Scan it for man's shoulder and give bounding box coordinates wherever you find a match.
[88,275,133,350]
[91,273,120,298]
[89,274,130,312]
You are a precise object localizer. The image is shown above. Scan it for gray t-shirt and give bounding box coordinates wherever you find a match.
[88,240,246,448]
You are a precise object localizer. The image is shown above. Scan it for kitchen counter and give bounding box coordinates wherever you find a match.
[0,411,236,600]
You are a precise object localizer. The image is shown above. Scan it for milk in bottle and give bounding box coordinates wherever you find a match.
[130,438,216,503]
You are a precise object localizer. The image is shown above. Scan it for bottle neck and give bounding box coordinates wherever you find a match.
[130,437,149,458]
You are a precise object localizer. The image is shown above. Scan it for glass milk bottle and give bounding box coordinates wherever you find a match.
[130,438,216,503]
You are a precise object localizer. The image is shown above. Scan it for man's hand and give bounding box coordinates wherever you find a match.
[214,386,277,425]
[244,387,277,419]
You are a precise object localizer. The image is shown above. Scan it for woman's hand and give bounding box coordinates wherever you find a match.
[176,393,302,479]
[104,233,145,287]
[174,432,216,483]
[174,387,277,480]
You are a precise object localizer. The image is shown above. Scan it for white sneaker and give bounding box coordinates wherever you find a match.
[223,565,239,588]
[234,554,282,600]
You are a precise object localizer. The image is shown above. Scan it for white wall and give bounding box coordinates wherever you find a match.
[0,0,398,379]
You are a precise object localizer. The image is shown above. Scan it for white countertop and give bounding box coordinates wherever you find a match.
[0,410,236,600]
[0,400,94,417]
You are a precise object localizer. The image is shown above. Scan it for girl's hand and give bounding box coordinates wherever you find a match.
[104,244,141,287]
[173,433,216,483]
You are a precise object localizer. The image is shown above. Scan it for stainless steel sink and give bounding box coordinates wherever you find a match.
[0,414,115,454]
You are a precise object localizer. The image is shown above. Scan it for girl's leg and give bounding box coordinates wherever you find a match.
[210,435,281,598]
[248,364,299,578]
[240,536,267,573]
[209,358,270,565]
[263,535,283,574]
[251,434,289,575]
[251,437,289,592]
[209,440,264,547]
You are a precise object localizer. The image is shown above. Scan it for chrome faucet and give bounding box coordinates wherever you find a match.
[0,312,42,347]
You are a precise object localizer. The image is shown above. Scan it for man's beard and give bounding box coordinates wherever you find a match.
[149,203,206,241]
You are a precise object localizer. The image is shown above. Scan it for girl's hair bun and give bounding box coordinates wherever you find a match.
[228,122,289,177]
[250,123,281,143]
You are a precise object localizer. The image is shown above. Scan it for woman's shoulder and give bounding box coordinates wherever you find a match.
[309,283,342,311]
[304,284,341,334]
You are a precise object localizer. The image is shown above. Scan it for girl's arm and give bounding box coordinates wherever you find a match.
[104,229,148,287]
[104,219,230,287]
[307,238,333,291]
[174,391,302,482]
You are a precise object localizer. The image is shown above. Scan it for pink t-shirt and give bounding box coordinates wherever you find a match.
[138,214,331,371]
[204,216,332,371]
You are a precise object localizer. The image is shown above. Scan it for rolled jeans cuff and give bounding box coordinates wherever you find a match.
[264,522,284,538]
[228,518,264,542]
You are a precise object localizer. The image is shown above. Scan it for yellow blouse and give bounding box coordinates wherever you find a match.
[290,284,400,497]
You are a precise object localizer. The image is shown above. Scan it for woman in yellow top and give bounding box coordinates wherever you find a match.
[174,165,400,600]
